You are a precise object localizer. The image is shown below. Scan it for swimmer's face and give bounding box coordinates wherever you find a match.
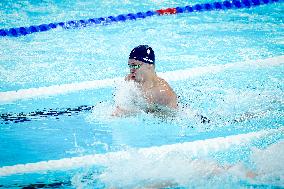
[128,59,152,82]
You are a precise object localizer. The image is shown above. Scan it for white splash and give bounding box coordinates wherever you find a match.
[113,80,145,112]
[250,140,284,186]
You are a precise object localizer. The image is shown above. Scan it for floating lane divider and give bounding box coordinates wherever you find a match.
[0,0,281,38]
[0,105,95,124]
[0,103,271,124]
[0,104,212,124]
[0,127,283,177]
[0,55,283,104]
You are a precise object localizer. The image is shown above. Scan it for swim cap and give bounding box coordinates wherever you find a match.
[129,45,155,64]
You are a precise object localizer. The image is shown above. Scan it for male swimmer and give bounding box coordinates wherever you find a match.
[112,45,177,116]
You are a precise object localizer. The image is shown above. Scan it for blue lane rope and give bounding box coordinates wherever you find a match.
[0,105,94,124]
[0,104,210,124]
[0,0,281,37]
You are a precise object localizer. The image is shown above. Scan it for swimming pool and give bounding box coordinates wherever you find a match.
[0,0,283,188]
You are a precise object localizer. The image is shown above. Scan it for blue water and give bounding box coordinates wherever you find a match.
[0,0,283,188]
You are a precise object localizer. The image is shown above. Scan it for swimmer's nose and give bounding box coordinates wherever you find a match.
[130,69,136,73]
[129,72,136,80]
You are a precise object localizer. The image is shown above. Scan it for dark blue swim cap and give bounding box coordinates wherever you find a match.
[129,45,155,64]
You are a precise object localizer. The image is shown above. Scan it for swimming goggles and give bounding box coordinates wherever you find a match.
[128,64,141,69]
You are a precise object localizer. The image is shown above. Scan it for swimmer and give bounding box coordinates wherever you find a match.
[112,45,178,116]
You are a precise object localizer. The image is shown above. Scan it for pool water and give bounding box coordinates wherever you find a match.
[0,0,283,188]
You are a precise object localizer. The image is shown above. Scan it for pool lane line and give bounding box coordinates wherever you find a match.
[0,101,275,125]
[2,180,71,189]
[0,104,95,124]
[0,127,282,177]
[0,77,120,104]
[0,102,211,124]
[0,56,283,104]
[0,0,281,38]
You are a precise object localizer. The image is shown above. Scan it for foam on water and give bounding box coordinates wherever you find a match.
[249,140,284,186]
[86,72,283,133]
[113,80,145,113]
[71,139,284,188]
[87,79,205,132]
[85,80,143,124]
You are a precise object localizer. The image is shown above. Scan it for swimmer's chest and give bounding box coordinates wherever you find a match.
[141,86,166,105]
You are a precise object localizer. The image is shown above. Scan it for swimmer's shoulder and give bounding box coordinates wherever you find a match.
[157,77,175,91]
[153,77,178,109]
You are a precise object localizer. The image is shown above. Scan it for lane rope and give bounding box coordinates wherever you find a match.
[0,56,283,104]
[0,105,94,124]
[0,0,281,38]
[0,127,282,177]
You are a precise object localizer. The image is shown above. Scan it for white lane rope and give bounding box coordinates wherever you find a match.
[0,56,283,104]
[0,127,282,177]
